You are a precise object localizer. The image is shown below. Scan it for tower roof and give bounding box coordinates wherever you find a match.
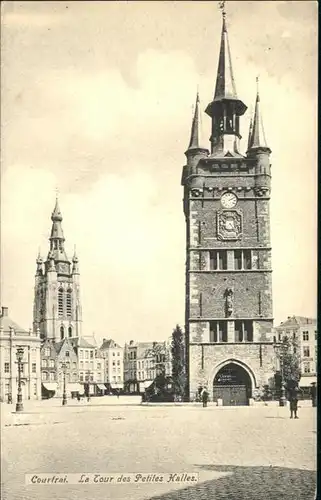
[214,11,237,102]
[186,92,208,152]
[248,78,270,151]
[206,7,247,117]
[48,197,69,264]
[51,197,63,222]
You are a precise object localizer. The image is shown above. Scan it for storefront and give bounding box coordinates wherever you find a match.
[42,382,58,399]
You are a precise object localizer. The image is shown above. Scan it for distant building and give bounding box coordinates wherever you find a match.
[275,316,317,388]
[33,198,82,342]
[124,341,171,393]
[0,306,41,403]
[71,337,105,395]
[40,339,58,396]
[41,338,82,398]
[99,339,123,390]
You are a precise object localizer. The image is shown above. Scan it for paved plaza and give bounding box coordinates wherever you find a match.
[1,397,317,500]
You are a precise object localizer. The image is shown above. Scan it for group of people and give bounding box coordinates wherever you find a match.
[197,382,317,414]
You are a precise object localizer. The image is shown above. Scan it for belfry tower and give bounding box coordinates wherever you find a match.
[33,198,82,342]
[181,7,275,404]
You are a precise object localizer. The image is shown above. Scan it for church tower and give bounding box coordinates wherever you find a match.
[181,7,276,404]
[33,198,82,342]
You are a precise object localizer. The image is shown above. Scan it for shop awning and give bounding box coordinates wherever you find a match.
[299,376,317,387]
[97,384,106,390]
[42,383,58,392]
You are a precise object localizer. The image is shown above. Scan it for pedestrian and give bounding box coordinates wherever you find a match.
[77,393,81,402]
[202,387,209,408]
[288,386,299,419]
[310,383,317,407]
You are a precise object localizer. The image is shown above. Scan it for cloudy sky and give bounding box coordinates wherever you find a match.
[1,1,317,346]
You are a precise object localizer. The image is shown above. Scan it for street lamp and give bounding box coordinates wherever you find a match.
[61,362,67,406]
[15,346,24,412]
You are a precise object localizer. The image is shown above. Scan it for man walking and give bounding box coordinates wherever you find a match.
[202,387,209,408]
[288,385,300,419]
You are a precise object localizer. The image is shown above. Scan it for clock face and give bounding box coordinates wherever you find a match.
[221,192,237,209]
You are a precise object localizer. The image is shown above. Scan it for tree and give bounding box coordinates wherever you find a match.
[171,325,186,399]
[277,335,301,389]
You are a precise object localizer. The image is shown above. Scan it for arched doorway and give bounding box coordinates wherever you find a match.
[213,362,252,406]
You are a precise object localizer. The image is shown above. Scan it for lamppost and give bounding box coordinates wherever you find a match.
[15,346,24,412]
[61,362,67,406]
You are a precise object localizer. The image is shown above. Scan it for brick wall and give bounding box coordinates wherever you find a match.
[189,342,276,399]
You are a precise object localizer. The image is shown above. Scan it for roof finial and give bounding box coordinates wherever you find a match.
[219,1,226,18]
[256,75,260,95]
[55,186,59,200]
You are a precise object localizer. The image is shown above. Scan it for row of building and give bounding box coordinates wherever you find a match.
[0,303,316,403]
[0,305,174,401]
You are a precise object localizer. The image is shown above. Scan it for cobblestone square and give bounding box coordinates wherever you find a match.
[1,399,317,500]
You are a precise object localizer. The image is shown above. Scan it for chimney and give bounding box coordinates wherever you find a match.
[1,307,8,317]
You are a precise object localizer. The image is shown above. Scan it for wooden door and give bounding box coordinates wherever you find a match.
[213,384,248,406]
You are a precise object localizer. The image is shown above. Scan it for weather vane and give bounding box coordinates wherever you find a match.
[219,0,226,18]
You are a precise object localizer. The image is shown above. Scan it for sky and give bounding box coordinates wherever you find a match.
[1,1,317,347]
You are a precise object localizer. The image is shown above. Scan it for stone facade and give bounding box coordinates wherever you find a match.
[0,307,41,403]
[181,13,276,403]
[33,199,82,343]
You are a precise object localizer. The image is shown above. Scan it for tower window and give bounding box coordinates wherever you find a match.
[303,362,310,374]
[244,321,253,342]
[66,289,72,318]
[58,288,64,317]
[234,250,252,270]
[209,251,228,270]
[234,250,242,270]
[303,347,310,358]
[209,321,228,342]
[235,320,244,342]
[68,326,72,338]
[60,326,64,340]
[243,250,252,269]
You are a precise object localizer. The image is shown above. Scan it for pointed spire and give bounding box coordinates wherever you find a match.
[51,195,63,222]
[187,91,206,151]
[72,245,79,274]
[247,117,253,150]
[248,77,270,151]
[48,195,69,265]
[72,245,78,263]
[214,2,238,102]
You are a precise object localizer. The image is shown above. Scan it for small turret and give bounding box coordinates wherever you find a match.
[247,78,271,195]
[182,91,209,189]
[36,250,43,276]
[72,246,80,275]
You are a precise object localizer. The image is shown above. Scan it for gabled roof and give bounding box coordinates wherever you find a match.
[71,337,95,349]
[100,339,122,350]
[276,316,316,329]
[54,338,76,355]
[0,315,28,334]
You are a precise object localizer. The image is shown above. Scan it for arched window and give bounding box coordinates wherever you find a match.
[68,326,72,338]
[58,288,64,317]
[66,289,72,318]
[60,326,64,340]
[42,371,48,381]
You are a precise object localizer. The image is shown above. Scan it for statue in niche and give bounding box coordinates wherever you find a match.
[224,288,234,317]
